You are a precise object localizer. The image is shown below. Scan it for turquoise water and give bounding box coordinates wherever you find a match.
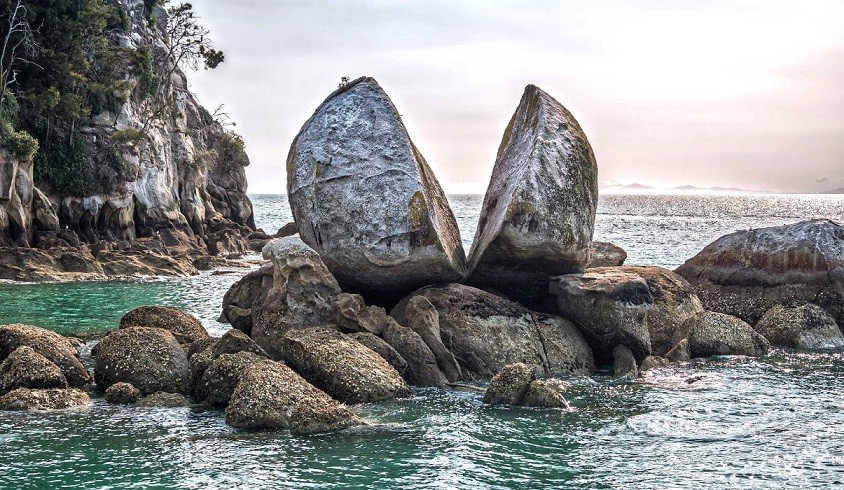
[1,193,844,488]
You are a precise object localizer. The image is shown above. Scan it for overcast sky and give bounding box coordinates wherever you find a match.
[189,0,844,194]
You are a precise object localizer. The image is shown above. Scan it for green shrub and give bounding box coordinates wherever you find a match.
[219,130,248,168]
[34,136,96,196]
[110,128,147,146]
[0,119,39,161]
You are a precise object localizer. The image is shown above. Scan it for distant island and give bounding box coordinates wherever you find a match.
[600,182,774,193]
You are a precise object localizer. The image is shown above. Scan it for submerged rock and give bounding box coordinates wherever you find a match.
[94,327,191,395]
[226,359,362,434]
[0,387,91,411]
[104,382,142,405]
[134,392,191,408]
[665,339,691,362]
[687,312,770,358]
[250,238,341,359]
[522,379,569,409]
[483,363,535,405]
[639,355,670,372]
[119,306,209,346]
[612,345,638,378]
[287,76,466,301]
[391,284,594,380]
[550,266,704,363]
[753,304,844,350]
[483,363,569,408]
[0,346,68,395]
[587,241,627,268]
[0,324,92,387]
[466,84,598,306]
[675,219,844,325]
[281,327,410,404]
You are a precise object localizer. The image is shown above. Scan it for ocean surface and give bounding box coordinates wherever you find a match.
[1,192,843,489]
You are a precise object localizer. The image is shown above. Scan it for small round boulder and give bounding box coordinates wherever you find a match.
[95,327,191,396]
[0,346,68,395]
[754,304,844,350]
[120,306,209,345]
[104,382,142,405]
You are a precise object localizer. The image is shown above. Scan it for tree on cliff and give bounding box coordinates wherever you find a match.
[139,1,225,132]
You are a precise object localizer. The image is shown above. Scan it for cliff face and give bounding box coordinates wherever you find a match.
[0,0,254,256]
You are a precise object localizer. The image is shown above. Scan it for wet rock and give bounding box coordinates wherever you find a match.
[198,351,264,405]
[687,312,770,358]
[187,337,218,360]
[467,85,598,306]
[224,306,254,335]
[221,264,274,336]
[189,344,216,392]
[119,305,209,346]
[675,219,844,325]
[379,322,447,387]
[483,363,569,408]
[587,241,628,268]
[0,388,91,411]
[274,222,298,238]
[0,324,92,387]
[331,293,392,335]
[551,268,653,364]
[0,247,108,281]
[483,363,535,405]
[206,228,250,257]
[639,355,670,372]
[104,382,142,405]
[251,238,341,359]
[226,359,362,434]
[392,284,594,380]
[281,327,410,404]
[550,266,704,363]
[0,346,68,395]
[348,332,408,376]
[287,77,466,302]
[612,345,638,378]
[403,296,462,382]
[96,250,198,278]
[31,187,59,232]
[665,339,691,362]
[134,392,191,408]
[522,379,569,409]
[94,327,191,395]
[212,329,268,359]
[754,304,844,349]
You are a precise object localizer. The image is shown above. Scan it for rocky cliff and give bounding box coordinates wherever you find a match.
[0,0,254,278]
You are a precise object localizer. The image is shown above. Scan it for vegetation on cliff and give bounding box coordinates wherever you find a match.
[0,0,226,195]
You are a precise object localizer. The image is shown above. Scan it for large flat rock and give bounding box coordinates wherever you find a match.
[287,77,466,301]
[675,219,844,324]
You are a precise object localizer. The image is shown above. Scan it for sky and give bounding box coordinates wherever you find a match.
[189,0,844,194]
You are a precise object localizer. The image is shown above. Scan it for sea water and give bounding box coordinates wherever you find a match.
[0,193,843,489]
